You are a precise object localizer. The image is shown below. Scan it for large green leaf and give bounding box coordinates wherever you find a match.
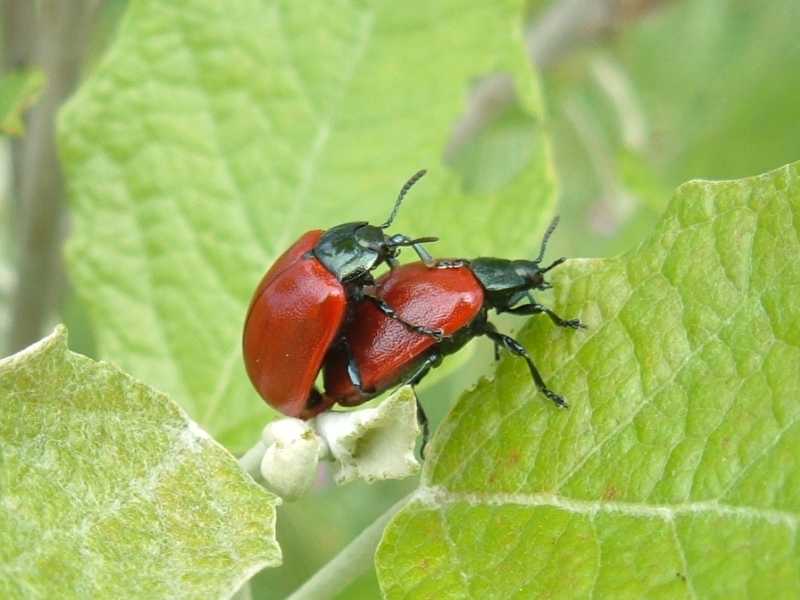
[0,327,280,599]
[377,162,800,598]
[59,0,554,451]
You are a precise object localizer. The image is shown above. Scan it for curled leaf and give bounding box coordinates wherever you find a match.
[316,386,421,486]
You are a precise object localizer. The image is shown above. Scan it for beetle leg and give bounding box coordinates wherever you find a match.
[503,302,585,330]
[341,337,364,392]
[401,352,441,459]
[364,295,446,341]
[386,234,438,267]
[433,259,466,270]
[481,323,568,409]
[414,392,430,460]
[405,350,443,387]
[412,242,436,267]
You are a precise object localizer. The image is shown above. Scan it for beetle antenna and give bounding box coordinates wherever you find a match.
[381,169,427,229]
[541,256,566,273]
[534,216,560,263]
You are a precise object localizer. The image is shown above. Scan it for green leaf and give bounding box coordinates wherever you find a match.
[59,0,555,451]
[0,69,45,136]
[0,326,280,599]
[377,162,800,598]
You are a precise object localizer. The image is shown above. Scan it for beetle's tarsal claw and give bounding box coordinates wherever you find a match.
[546,391,568,409]
[565,319,586,330]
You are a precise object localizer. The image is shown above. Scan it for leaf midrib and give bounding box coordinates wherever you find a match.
[413,486,800,528]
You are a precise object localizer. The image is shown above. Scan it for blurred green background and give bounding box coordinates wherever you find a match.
[2,0,799,598]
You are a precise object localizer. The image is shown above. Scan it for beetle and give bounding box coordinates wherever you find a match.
[322,217,584,448]
[243,170,446,419]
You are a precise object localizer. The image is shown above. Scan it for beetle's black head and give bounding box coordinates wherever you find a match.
[470,217,566,310]
[511,260,550,290]
[313,171,436,283]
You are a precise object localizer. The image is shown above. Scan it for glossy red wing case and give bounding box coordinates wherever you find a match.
[243,230,344,418]
[324,262,484,405]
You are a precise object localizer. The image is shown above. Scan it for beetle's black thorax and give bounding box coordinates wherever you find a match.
[469,257,545,312]
[313,222,386,283]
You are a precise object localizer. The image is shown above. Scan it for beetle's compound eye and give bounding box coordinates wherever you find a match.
[376,234,402,260]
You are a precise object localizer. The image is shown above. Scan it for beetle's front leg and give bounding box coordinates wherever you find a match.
[502,302,585,330]
[411,241,435,267]
[433,259,467,270]
[363,294,446,341]
[386,234,438,267]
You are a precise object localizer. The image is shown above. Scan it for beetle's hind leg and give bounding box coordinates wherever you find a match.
[481,323,568,409]
[402,351,442,460]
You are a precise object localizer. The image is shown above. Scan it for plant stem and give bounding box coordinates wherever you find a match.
[2,0,36,207]
[286,495,411,600]
[7,0,101,354]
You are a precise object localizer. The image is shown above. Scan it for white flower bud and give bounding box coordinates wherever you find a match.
[259,418,321,501]
[253,386,421,500]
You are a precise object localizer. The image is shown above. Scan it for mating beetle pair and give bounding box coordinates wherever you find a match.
[242,171,584,441]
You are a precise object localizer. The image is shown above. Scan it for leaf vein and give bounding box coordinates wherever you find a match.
[416,487,799,530]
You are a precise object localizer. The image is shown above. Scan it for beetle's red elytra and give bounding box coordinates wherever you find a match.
[242,171,443,418]
[242,172,582,448]
[324,262,484,405]
[323,218,585,414]
[243,230,343,418]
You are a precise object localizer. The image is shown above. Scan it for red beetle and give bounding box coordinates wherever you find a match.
[243,171,445,419]
[323,218,584,445]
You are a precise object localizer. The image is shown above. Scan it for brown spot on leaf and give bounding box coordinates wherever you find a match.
[602,485,619,501]
[505,449,522,467]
